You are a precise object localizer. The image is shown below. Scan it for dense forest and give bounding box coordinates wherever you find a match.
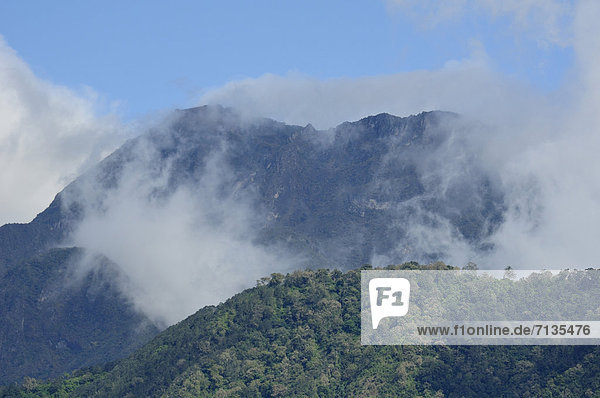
[2,263,599,397]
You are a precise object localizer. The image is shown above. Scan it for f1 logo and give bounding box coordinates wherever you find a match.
[369,278,411,329]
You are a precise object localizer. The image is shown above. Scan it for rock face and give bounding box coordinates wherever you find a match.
[69,105,505,267]
[2,105,506,271]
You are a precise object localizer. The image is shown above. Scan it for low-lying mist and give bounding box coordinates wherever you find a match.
[63,111,302,326]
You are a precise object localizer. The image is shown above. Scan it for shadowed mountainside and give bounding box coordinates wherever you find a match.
[22,106,505,269]
[0,248,158,384]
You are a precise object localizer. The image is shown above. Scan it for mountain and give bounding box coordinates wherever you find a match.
[5,264,598,397]
[2,105,506,270]
[17,105,504,269]
[0,105,508,383]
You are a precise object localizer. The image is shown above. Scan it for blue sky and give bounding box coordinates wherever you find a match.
[0,0,573,120]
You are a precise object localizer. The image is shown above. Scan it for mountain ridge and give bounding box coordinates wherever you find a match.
[2,106,485,271]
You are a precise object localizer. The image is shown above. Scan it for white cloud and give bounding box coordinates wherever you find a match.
[388,0,574,46]
[0,37,125,225]
[199,56,541,131]
[66,134,300,326]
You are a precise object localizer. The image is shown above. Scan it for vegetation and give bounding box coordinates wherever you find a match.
[0,248,158,384]
[3,263,600,397]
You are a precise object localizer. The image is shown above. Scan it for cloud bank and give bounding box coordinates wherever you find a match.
[0,37,124,225]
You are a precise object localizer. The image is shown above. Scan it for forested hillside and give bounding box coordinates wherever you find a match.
[4,264,599,397]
